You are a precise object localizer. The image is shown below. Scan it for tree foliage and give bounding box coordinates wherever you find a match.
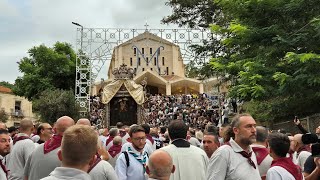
[0,81,14,89]
[13,42,77,101]
[165,0,320,122]
[33,89,80,124]
[162,0,225,28]
[185,61,216,80]
[0,109,8,123]
[209,0,320,121]
[163,0,229,75]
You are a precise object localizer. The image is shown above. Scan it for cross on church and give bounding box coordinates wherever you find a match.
[144,22,149,31]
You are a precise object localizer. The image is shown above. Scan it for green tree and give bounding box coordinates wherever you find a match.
[13,42,77,101]
[0,109,8,123]
[33,89,80,124]
[185,61,200,78]
[162,0,224,28]
[163,0,229,79]
[0,81,14,89]
[209,0,320,122]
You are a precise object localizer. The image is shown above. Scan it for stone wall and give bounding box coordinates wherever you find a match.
[272,113,320,134]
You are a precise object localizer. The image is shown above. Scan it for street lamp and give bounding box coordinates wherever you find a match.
[72,22,83,50]
[72,22,87,116]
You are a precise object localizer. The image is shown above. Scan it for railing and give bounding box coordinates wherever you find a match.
[11,110,24,117]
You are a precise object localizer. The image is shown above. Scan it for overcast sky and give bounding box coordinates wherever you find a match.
[0,0,176,83]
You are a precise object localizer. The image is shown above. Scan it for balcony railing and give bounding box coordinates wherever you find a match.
[10,109,24,117]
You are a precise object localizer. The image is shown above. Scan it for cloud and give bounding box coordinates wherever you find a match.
[0,0,175,83]
[0,0,20,18]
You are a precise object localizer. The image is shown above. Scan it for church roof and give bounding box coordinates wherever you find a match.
[134,69,168,86]
[162,75,183,82]
[118,31,178,47]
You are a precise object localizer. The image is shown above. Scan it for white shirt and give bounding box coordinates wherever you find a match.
[266,166,305,180]
[146,138,156,151]
[207,138,261,180]
[251,144,273,176]
[24,143,61,180]
[89,160,118,180]
[7,134,36,180]
[161,141,208,180]
[115,144,148,180]
[296,151,311,171]
[107,151,121,168]
[99,135,107,146]
[41,167,91,180]
[0,155,7,180]
[189,137,201,147]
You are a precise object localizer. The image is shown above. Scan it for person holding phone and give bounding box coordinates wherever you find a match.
[293,116,309,134]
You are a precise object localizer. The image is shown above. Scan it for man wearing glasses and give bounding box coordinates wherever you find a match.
[116,125,149,180]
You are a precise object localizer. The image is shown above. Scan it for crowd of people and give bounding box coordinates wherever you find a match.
[88,93,240,130]
[89,95,105,128]
[143,94,221,127]
[0,96,319,179]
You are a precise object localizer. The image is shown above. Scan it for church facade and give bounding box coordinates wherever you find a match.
[93,31,227,96]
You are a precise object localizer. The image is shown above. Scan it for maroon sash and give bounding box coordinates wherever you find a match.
[108,144,122,158]
[252,146,269,165]
[271,157,303,180]
[146,134,154,144]
[13,135,30,145]
[88,157,101,173]
[44,135,63,154]
[297,145,310,155]
[105,136,114,147]
[0,160,8,178]
[226,142,256,169]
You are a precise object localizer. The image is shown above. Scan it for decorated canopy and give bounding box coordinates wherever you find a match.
[101,64,145,105]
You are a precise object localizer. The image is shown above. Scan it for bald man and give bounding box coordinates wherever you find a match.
[146,150,175,180]
[7,118,35,180]
[292,134,311,171]
[76,118,91,126]
[24,116,75,180]
[107,136,122,168]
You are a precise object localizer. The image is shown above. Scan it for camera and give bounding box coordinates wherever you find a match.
[301,133,320,157]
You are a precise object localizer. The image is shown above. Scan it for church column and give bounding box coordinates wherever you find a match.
[199,83,204,94]
[166,82,171,95]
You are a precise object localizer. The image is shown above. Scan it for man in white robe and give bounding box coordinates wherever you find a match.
[161,120,208,180]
